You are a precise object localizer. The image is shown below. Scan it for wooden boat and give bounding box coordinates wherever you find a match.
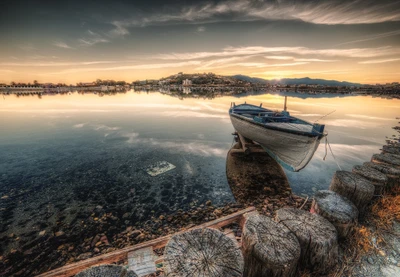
[229,102,326,172]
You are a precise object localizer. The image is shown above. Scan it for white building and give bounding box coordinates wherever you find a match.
[183,79,192,86]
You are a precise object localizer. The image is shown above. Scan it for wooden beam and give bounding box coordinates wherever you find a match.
[37,207,256,277]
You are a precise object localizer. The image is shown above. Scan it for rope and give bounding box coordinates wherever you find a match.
[314,110,336,124]
[323,136,328,160]
[325,136,342,170]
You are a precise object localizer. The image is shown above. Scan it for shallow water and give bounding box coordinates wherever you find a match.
[0,90,398,245]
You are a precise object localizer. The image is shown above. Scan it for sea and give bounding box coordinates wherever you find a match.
[0,89,399,253]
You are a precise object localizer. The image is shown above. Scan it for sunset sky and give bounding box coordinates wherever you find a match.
[1,0,400,84]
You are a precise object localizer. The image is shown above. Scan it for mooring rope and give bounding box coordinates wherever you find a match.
[314,110,336,124]
[324,136,342,170]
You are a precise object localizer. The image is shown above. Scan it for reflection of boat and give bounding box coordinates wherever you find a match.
[229,102,326,172]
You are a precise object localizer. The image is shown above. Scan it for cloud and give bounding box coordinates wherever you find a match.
[358,58,400,64]
[1,61,119,67]
[45,61,202,74]
[93,124,120,131]
[265,56,294,60]
[110,0,400,28]
[337,29,400,46]
[294,58,337,62]
[156,46,400,60]
[53,41,73,49]
[79,30,109,46]
[346,114,394,121]
[121,132,139,143]
[197,26,206,32]
[73,123,86,128]
[109,21,130,37]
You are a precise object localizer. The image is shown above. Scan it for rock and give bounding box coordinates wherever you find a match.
[159,215,165,220]
[39,230,46,236]
[206,200,212,206]
[129,230,141,238]
[122,212,130,219]
[55,231,65,237]
[1,195,9,199]
[77,252,92,261]
[94,247,100,253]
[213,209,223,216]
[367,257,374,264]
[8,233,15,238]
[379,250,386,257]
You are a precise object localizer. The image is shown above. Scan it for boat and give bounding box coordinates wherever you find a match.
[229,101,326,172]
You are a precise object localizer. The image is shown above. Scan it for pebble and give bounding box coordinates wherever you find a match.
[379,250,386,257]
[77,252,92,261]
[389,256,398,265]
[1,195,9,199]
[367,257,375,264]
[206,200,212,206]
[39,230,46,236]
[55,231,65,237]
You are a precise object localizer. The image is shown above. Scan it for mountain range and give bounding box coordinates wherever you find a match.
[232,75,362,87]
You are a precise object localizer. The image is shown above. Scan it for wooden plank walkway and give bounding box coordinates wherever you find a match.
[37,206,256,277]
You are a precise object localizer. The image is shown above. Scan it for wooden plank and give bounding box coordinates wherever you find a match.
[37,206,256,277]
[128,247,156,276]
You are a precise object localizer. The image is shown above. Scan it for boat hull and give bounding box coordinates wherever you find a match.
[230,114,322,172]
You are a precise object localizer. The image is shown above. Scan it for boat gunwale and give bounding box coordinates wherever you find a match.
[229,113,326,139]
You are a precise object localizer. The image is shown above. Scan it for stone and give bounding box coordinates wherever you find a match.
[77,252,93,261]
[55,231,65,237]
[39,230,46,236]
[367,257,374,264]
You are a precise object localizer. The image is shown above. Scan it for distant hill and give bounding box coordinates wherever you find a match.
[231,75,269,84]
[232,75,362,87]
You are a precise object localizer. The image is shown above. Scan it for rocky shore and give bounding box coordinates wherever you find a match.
[0,142,310,276]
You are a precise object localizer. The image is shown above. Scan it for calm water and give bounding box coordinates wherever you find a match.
[0,90,399,242]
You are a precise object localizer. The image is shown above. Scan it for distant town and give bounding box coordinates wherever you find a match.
[1,72,399,99]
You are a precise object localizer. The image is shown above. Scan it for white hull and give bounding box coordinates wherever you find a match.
[230,114,321,171]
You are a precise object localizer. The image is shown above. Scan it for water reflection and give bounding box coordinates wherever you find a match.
[0,90,398,256]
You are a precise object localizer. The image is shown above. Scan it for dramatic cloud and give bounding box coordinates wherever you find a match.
[157,46,400,60]
[111,0,400,28]
[45,61,202,74]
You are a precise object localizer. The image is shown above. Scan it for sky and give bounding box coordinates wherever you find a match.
[0,0,400,84]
